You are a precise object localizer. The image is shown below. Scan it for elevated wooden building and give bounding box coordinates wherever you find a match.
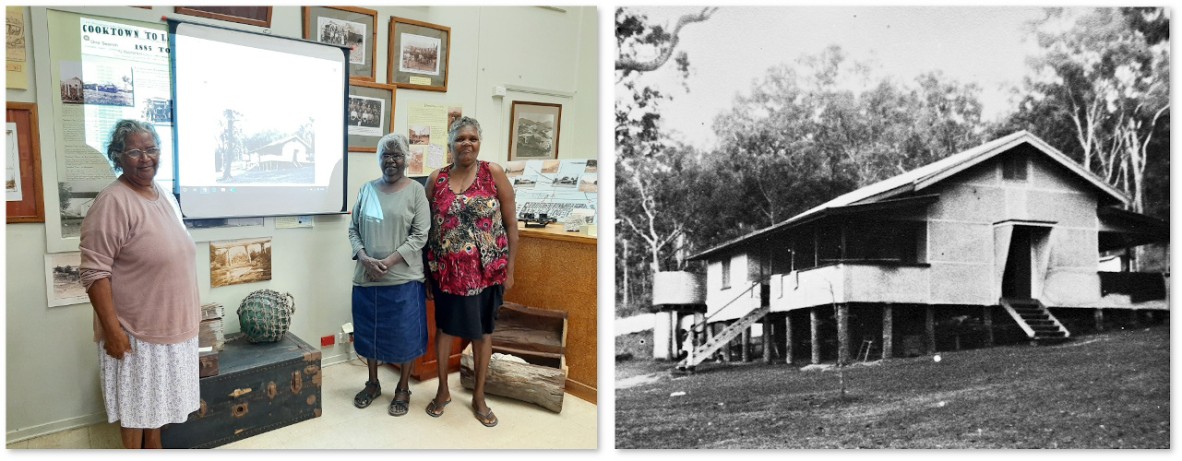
[680,131,1169,369]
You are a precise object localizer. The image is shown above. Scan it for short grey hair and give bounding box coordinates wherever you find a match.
[105,119,160,172]
[376,133,410,168]
[447,116,482,153]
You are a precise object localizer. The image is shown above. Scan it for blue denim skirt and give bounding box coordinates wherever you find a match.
[351,282,427,363]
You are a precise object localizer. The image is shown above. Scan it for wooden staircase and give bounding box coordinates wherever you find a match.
[675,304,770,372]
[999,297,1070,342]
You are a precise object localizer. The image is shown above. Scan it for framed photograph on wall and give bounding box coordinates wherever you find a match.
[175,7,272,28]
[508,101,562,160]
[303,6,377,82]
[348,81,396,153]
[6,102,44,223]
[388,17,450,92]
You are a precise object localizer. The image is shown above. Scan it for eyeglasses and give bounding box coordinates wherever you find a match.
[380,153,405,160]
[123,147,161,159]
[455,138,480,145]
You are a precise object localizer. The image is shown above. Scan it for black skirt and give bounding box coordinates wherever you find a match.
[433,285,504,340]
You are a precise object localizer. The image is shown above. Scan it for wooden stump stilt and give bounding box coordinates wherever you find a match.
[925,306,936,355]
[784,313,794,365]
[810,308,821,364]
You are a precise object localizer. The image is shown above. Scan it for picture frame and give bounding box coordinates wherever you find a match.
[388,17,450,92]
[6,102,45,223]
[508,101,562,160]
[175,6,272,28]
[347,80,396,153]
[302,6,377,82]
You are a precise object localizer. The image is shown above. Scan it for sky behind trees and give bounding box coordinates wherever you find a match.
[627,7,1047,149]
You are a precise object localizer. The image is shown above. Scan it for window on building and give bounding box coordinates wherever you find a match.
[1002,155,1028,180]
[844,221,922,263]
[817,225,843,264]
[720,258,731,289]
[791,235,816,271]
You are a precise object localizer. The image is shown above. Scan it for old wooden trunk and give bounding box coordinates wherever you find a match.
[460,302,568,412]
[161,332,322,448]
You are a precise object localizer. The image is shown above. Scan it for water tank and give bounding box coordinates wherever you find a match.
[652,271,705,306]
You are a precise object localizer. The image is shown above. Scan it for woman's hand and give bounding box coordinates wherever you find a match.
[504,272,514,291]
[361,255,388,281]
[380,253,405,269]
[104,329,132,360]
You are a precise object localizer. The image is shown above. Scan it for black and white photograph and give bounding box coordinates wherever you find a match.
[208,108,317,185]
[551,175,578,188]
[304,6,377,81]
[44,252,87,307]
[209,237,273,288]
[508,101,562,160]
[140,97,172,125]
[512,175,538,189]
[347,95,384,137]
[6,123,20,201]
[79,62,134,107]
[398,32,440,76]
[318,16,366,65]
[615,6,1169,449]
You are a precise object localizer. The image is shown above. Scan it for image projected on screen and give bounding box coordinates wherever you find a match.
[171,20,348,219]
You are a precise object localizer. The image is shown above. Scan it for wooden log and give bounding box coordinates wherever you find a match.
[882,304,893,360]
[460,344,566,413]
[493,302,567,355]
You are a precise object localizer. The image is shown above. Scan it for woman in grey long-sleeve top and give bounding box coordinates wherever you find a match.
[347,133,431,416]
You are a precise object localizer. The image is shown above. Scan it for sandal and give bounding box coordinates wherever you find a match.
[353,380,381,409]
[388,387,411,417]
[474,406,498,428]
[425,397,451,418]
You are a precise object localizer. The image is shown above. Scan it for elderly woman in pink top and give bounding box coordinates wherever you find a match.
[79,119,201,449]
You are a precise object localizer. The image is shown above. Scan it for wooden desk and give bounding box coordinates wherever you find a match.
[403,299,465,381]
[505,223,597,403]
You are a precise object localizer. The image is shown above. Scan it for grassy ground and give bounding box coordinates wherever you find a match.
[615,325,1169,448]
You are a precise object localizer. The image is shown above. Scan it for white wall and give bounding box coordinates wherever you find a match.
[4,5,597,441]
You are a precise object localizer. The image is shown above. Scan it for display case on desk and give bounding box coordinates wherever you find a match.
[505,223,597,403]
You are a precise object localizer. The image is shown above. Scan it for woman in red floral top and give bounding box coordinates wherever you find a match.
[424,116,518,427]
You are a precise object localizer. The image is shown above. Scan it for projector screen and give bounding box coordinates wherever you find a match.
[170,20,348,218]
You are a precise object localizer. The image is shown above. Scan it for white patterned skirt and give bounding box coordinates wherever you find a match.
[97,334,200,429]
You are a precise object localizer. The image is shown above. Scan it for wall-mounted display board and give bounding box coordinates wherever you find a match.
[36,9,174,252]
[505,158,596,223]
